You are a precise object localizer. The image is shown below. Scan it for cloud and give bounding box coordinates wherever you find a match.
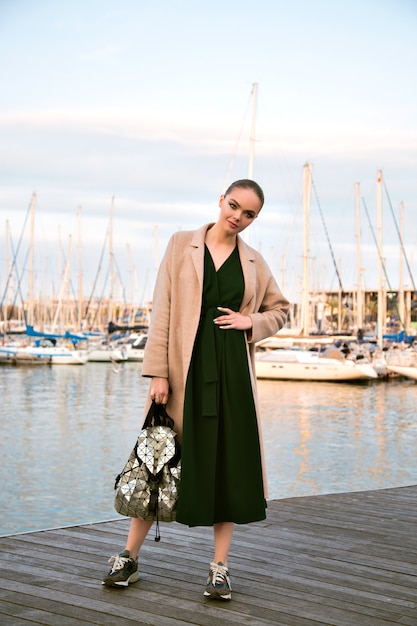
[0,103,416,303]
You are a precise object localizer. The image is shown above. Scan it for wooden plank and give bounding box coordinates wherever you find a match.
[0,486,416,625]
[0,597,97,626]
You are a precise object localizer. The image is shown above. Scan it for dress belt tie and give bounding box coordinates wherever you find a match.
[200,303,241,417]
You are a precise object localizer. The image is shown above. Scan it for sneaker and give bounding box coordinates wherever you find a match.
[203,561,232,600]
[101,550,139,587]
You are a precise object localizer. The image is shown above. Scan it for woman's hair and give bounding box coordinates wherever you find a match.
[224,179,264,208]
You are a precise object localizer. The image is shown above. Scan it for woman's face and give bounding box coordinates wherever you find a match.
[218,187,262,236]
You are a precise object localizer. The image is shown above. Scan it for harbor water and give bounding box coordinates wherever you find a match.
[1,362,417,536]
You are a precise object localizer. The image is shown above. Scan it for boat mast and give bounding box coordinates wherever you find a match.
[398,201,405,330]
[154,225,159,276]
[245,82,258,246]
[51,234,73,333]
[4,220,9,323]
[248,82,258,180]
[108,196,115,328]
[376,170,384,347]
[28,192,36,327]
[280,252,286,296]
[77,206,83,331]
[301,163,312,336]
[355,182,363,332]
[127,242,137,326]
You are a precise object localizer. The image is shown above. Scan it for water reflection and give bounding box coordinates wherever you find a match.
[258,379,417,500]
[1,365,416,535]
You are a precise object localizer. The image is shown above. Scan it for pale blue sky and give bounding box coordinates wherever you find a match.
[1,0,416,305]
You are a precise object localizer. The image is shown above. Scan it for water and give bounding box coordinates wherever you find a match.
[1,363,416,536]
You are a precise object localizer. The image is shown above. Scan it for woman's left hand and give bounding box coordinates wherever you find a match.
[214,307,253,330]
[150,377,170,404]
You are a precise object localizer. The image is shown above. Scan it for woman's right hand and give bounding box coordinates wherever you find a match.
[150,377,169,405]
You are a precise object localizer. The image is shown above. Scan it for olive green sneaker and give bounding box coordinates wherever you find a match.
[204,561,232,600]
[101,550,139,587]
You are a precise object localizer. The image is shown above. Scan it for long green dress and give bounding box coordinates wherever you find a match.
[176,245,266,526]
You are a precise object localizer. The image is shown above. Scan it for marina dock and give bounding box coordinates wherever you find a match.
[0,485,416,625]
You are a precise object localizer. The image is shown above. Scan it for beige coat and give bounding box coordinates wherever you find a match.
[141,223,290,495]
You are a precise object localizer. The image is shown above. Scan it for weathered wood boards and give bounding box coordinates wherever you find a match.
[0,486,416,625]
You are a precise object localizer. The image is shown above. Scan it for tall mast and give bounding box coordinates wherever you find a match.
[127,242,136,326]
[280,253,286,295]
[301,163,312,336]
[244,82,258,246]
[28,192,36,327]
[398,201,405,330]
[248,82,258,180]
[77,206,83,330]
[376,170,383,347]
[52,234,73,332]
[154,225,159,276]
[355,182,363,331]
[4,220,9,322]
[108,196,115,327]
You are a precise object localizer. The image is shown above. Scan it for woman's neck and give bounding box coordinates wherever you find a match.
[205,224,237,270]
[205,223,236,247]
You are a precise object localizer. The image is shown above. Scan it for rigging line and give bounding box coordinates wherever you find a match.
[113,255,127,311]
[362,197,405,331]
[90,265,110,329]
[0,202,31,311]
[310,175,345,295]
[57,246,81,322]
[83,225,109,321]
[223,87,253,191]
[383,179,417,296]
[8,232,30,325]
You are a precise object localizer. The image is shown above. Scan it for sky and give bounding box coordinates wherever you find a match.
[0,0,416,310]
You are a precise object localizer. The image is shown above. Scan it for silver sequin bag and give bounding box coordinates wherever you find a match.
[114,402,181,537]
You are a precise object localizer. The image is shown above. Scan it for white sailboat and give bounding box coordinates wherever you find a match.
[121,333,147,361]
[87,340,128,363]
[255,348,378,382]
[0,342,88,365]
[385,347,417,380]
[255,164,378,382]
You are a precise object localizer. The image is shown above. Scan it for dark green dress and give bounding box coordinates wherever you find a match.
[176,245,266,526]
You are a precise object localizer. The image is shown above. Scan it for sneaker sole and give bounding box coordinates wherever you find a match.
[204,589,232,600]
[102,572,139,587]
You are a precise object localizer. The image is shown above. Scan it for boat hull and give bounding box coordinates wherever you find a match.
[255,350,378,382]
[0,346,88,365]
[87,347,128,362]
[386,365,417,381]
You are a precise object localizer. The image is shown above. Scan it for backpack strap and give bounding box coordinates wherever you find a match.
[142,401,175,431]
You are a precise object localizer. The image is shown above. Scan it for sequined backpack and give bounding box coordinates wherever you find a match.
[114,401,181,540]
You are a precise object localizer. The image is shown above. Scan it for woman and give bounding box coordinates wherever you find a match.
[102,179,289,600]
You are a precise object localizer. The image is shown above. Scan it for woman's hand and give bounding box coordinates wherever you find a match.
[214,307,253,330]
[150,377,169,404]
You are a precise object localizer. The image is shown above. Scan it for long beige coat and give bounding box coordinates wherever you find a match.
[141,223,289,495]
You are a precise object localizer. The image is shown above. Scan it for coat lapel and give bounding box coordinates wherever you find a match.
[237,236,256,313]
[190,224,211,291]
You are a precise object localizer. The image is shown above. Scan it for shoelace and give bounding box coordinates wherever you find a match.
[211,562,229,585]
[108,554,129,573]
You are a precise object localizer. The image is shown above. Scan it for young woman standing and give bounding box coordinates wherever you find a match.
[102,179,289,600]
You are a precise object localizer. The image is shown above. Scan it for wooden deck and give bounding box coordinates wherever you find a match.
[0,485,416,626]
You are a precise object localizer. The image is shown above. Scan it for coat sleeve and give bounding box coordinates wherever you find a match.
[141,236,174,379]
[247,264,290,345]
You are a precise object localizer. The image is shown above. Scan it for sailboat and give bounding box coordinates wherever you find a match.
[385,346,417,380]
[0,342,88,365]
[255,347,378,382]
[0,326,89,365]
[87,340,128,362]
[255,164,378,382]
